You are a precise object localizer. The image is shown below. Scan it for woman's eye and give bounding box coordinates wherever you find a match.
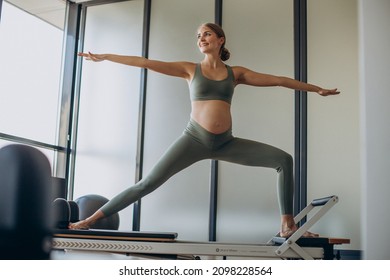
[197,32,212,39]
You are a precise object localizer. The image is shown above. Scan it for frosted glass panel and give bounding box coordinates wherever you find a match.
[0,2,63,144]
[73,0,144,230]
[307,0,360,250]
[140,0,214,241]
[219,0,294,243]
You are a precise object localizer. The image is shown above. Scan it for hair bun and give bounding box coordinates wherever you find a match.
[221,47,230,61]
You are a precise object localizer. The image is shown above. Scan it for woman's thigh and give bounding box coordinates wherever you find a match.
[213,137,292,169]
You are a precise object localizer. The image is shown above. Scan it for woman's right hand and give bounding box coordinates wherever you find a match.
[78,52,105,62]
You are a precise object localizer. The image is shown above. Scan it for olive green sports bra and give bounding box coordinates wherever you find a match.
[189,63,235,104]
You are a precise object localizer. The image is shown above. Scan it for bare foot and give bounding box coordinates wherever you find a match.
[280,224,319,238]
[280,214,319,238]
[302,230,319,238]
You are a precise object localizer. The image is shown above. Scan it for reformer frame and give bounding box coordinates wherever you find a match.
[52,195,349,260]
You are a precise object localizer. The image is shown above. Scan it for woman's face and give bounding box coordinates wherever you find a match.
[197,25,225,55]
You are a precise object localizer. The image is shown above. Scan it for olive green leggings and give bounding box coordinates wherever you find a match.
[100,119,294,217]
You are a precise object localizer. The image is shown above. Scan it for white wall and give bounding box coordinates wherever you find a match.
[359,0,390,260]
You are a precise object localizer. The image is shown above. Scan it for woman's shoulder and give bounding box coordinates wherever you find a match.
[179,61,198,71]
[229,65,249,71]
[229,65,250,77]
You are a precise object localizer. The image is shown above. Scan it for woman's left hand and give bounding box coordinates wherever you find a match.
[318,88,340,96]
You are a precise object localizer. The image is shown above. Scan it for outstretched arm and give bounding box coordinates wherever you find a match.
[234,66,340,96]
[78,52,195,80]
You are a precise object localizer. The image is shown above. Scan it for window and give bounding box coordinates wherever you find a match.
[0,2,65,167]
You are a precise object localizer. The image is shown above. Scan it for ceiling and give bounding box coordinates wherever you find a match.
[4,0,93,30]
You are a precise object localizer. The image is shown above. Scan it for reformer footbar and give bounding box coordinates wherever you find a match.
[52,195,349,260]
[271,195,346,260]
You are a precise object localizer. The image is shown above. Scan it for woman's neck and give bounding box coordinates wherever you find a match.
[201,55,224,69]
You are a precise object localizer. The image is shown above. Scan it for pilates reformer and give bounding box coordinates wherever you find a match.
[52,195,350,260]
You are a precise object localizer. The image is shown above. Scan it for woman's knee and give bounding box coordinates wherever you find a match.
[133,178,155,195]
